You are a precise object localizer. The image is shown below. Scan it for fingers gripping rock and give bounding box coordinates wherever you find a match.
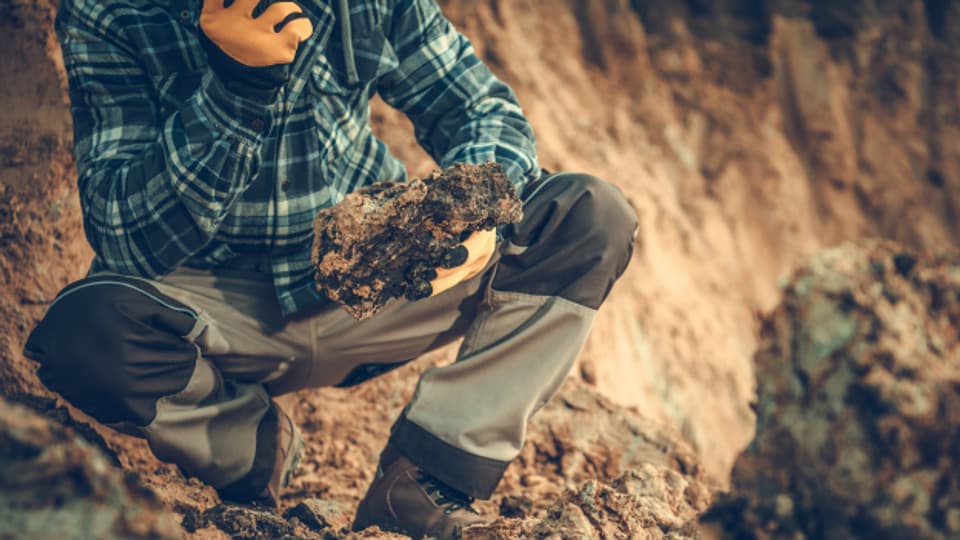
[311,162,524,320]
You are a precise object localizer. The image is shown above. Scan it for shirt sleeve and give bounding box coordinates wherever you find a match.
[376,0,540,189]
[56,0,276,277]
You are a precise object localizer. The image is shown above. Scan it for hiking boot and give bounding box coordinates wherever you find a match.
[219,403,303,507]
[353,444,488,539]
[258,405,303,505]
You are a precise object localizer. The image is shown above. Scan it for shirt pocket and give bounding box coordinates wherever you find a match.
[307,28,398,175]
[307,26,399,100]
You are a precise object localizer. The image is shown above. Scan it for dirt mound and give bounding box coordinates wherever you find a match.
[3,372,705,539]
[466,466,709,539]
[703,241,960,539]
[283,378,709,539]
[0,396,181,539]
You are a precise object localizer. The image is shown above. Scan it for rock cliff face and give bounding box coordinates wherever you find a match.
[1,0,959,538]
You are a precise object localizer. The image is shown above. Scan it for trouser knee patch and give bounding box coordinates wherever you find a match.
[495,173,638,308]
[24,276,200,425]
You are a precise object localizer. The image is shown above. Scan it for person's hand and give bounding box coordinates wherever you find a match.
[201,0,313,66]
[199,0,314,99]
[428,229,497,298]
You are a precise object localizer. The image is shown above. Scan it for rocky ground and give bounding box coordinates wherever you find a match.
[0,396,181,539]
[2,0,960,538]
[1,370,710,539]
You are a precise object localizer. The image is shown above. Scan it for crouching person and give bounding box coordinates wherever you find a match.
[25,0,638,537]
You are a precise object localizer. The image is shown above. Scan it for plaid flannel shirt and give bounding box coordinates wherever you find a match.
[57,0,540,315]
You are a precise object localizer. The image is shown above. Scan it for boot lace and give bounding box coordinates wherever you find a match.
[416,472,479,515]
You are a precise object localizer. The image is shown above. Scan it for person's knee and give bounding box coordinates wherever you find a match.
[24,277,199,425]
[547,173,638,274]
[496,173,638,307]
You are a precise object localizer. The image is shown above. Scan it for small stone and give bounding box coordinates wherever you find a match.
[499,495,534,518]
[283,498,351,532]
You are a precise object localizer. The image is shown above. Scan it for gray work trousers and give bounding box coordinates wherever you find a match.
[24,172,638,499]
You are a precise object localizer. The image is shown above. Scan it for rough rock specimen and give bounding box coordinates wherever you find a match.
[312,162,523,319]
[0,397,182,539]
[702,241,960,540]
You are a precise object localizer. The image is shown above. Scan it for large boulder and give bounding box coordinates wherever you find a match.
[704,241,960,539]
[0,397,182,539]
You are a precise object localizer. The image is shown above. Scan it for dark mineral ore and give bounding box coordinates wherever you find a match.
[312,162,524,320]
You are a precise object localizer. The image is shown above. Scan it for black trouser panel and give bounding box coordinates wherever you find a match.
[495,172,638,309]
[23,275,199,426]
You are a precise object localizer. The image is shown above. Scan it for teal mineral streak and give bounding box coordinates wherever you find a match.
[797,297,858,380]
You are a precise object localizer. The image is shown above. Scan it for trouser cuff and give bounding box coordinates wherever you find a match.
[217,402,279,499]
[391,416,509,499]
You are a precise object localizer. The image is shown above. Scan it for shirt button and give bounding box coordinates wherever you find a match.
[179,9,191,21]
[281,180,291,191]
[249,117,266,132]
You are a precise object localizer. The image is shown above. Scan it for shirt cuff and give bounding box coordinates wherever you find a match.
[498,157,540,190]
[196,70,278,144]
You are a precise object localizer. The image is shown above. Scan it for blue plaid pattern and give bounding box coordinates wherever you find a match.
[57,0,540,315]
